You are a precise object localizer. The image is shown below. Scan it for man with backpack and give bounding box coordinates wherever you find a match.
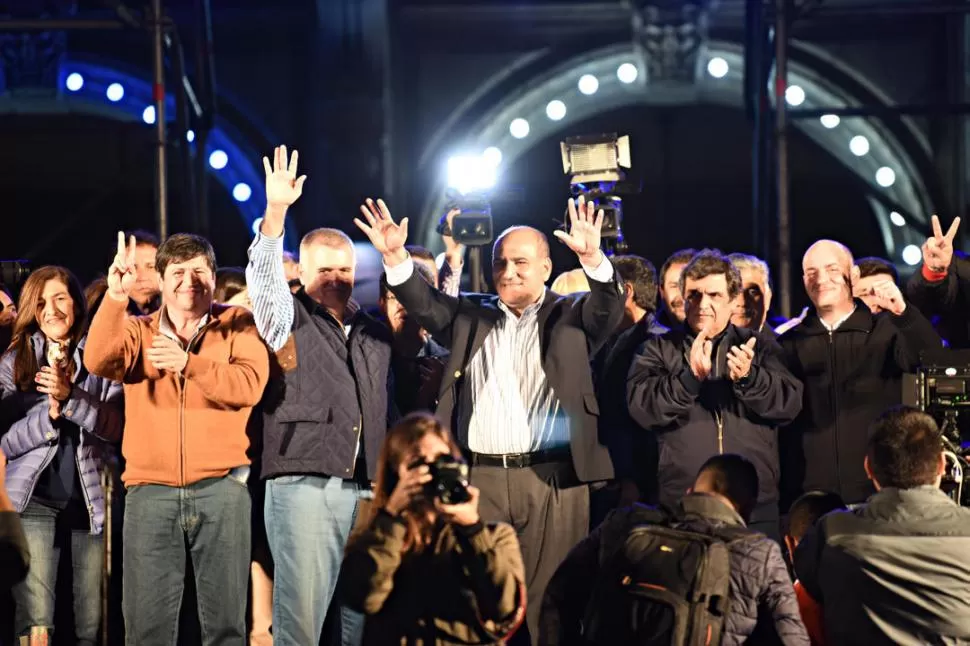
[539,454,808,646]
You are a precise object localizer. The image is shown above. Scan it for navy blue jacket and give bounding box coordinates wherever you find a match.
[260,291,395,481]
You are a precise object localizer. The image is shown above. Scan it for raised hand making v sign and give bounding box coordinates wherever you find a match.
[107,231,138,302]
[923,214,962,275]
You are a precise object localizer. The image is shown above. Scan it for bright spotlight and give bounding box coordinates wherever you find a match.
[820,114,840,129]
[509,118,530,139]
[616,63,638,84]
[233,183,252,202]
[889,211,906,227]
[483,146,502,168]
[785,85,805,106]
[65,73,84,92]
[707,57,729,79]
[902,244,922,266]
[186,130,195,143]
[251,218,263,235]
[447,154,497,195]
[875,167,896,187]
[578,74,599,95]
[208,149,228,170]
[546,100,567,121]
[849,135,870,156]
[142,106,156,125]
[106,83,124,102]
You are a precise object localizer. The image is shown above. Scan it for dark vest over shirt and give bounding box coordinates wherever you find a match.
[260,290,394,481]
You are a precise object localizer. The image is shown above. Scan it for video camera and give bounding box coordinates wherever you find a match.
[0,260,30,286]
[437,193,493,247]
[560,133,637,256]
[913,349,970,505]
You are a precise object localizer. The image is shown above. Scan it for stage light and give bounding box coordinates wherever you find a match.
[902,244,922,266]
[707,57,728,78]
[65,73,84,92]
[509,118,530,139]
[106,83,124,102]
[617,63,638,84]
[890,211,906,227]
[849,135,870,156]
[447,155,497,195]
[186,130,195,142]
[209,149,228,170]
[578,74,599,95]
[820,114,840,129]
[483,146,502,167]
[142,106,155,124]
[875,167,896,187]
[785,85,805,106]
[546,100,566,121]
[252,218,263,235]
[233,183,252,202]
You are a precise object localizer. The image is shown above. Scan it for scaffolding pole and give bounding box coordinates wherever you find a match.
[151,0,169,240]
[775,0,792,319]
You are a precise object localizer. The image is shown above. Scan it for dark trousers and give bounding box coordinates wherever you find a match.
[470,461,589,646]
[122,476,251,646]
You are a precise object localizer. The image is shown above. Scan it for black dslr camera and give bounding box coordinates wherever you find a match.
[417,455,471,505]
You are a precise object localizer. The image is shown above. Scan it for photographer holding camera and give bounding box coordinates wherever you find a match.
[340,413,526,645]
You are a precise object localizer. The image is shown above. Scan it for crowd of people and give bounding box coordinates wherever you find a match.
[0,144,968,646]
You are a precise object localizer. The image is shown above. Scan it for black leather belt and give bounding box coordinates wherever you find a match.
[464,447,571,469]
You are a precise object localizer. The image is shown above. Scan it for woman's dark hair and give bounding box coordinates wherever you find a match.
[8,266,86,391]
[215,267,247,303]
[350,413,464,553]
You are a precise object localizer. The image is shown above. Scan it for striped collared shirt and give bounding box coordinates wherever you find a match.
[384,253,613,454]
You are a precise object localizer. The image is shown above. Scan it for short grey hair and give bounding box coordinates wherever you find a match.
[727,253,771,289]
[300,228,355,257]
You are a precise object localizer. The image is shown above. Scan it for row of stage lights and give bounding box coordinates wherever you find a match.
[64,72,253,204]
[503,58,898,191]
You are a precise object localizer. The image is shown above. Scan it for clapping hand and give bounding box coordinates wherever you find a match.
[922,215,961,274]
[146,335,189,374]
[553,196,605,266]
[36,363,71,419]
[727,337,757,382]
[689,325,714,381]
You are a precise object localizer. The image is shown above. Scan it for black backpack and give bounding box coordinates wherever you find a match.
[581,505,755,646]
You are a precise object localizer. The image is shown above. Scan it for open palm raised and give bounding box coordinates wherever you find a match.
[355,198,409,259]
[554,196,605,264]
[264,145,307,209]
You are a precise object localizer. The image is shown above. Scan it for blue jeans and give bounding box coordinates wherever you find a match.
[123,475,251,646]
[265,475,364,646]
[12,500,103,646]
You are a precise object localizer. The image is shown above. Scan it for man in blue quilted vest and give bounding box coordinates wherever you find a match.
[246,145,395,646]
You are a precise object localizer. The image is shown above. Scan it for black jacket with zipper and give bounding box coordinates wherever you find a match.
[626,324,803,508]
[777,302,940,507]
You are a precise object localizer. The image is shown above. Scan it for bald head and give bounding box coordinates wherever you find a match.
[802,239,857,314]
[492,226,553,315]
[494,226,550,260]
[803,239,853,273]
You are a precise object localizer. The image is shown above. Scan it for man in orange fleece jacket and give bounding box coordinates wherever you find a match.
[85,232,269,646]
